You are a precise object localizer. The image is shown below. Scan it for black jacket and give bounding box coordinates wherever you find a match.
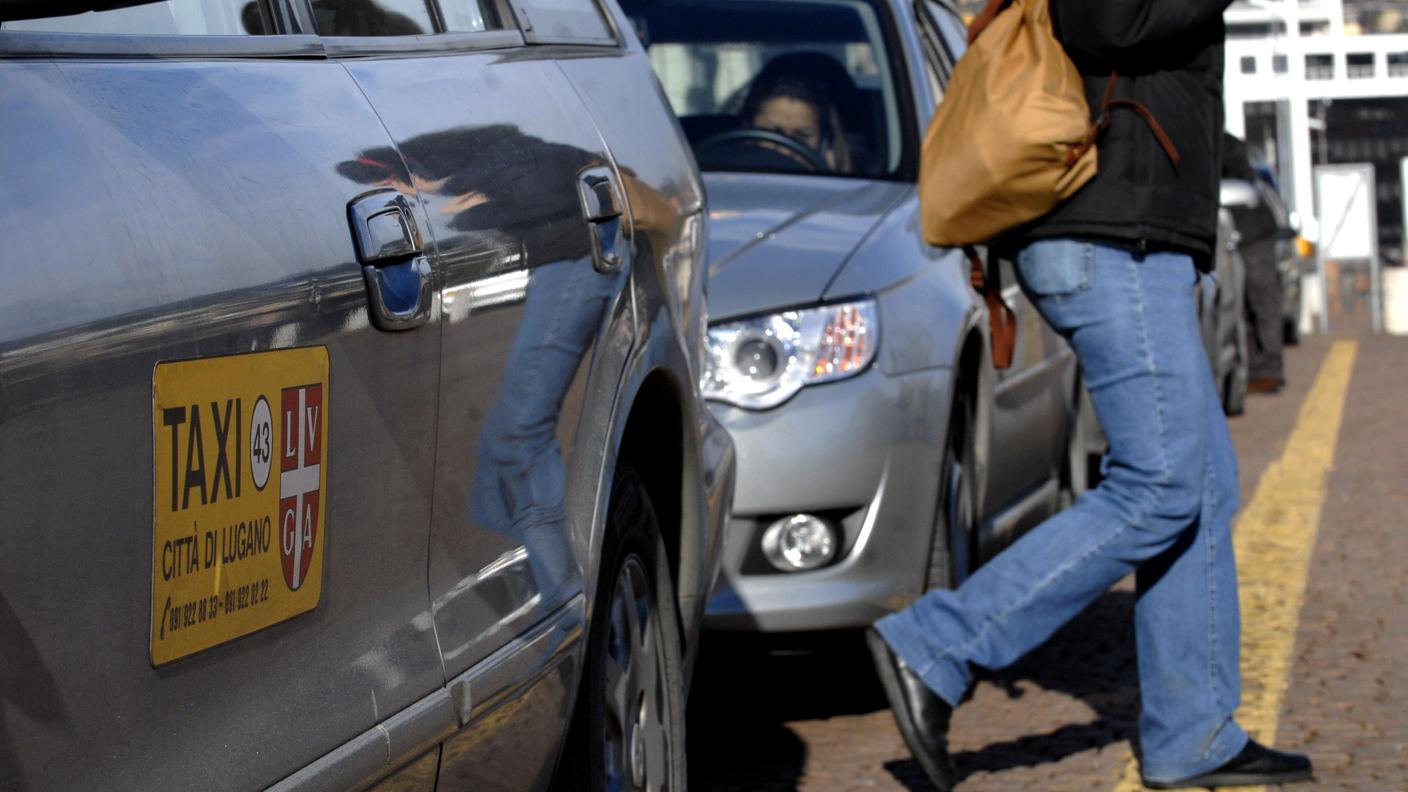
[1020,0,1233,267]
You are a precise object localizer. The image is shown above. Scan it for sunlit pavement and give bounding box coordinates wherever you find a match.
[687,331,1408,791]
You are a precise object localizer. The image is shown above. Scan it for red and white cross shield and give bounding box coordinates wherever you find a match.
[279,384,323,591]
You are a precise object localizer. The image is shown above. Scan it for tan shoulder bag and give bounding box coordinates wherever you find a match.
[920,0,1096,248]
[925,0,1178,367]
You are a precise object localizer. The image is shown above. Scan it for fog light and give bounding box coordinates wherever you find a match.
[761,514,838,571]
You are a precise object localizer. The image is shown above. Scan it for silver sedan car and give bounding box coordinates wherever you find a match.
[622,0,1094,633]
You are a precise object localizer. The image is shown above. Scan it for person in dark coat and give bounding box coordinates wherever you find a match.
[1223,133,1288,392]
[865,2,1314,789]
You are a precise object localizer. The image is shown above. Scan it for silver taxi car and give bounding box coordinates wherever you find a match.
[0,1,732,790]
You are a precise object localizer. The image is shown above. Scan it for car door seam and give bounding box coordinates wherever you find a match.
[335,59,452,683]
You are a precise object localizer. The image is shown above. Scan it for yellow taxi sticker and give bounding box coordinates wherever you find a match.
[151,347,329,666]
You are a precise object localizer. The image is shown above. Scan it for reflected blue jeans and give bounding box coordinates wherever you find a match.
[875,239,1249,782]
[471,257,626,596]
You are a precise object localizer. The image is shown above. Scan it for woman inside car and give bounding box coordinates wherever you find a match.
[743,57,850,172]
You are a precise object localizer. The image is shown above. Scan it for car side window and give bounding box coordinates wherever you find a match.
[440,0,497,31]
[516,0,615,44]
[1,0,273,34]
[311,0,432,35]
[310,0,500,35]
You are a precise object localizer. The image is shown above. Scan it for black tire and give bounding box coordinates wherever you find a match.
[926,386,977,591]
[558,467,687,792]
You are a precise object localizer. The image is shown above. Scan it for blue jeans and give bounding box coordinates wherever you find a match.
[875,239,1249,782]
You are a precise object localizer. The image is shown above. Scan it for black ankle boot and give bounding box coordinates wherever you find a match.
[865,628,957,791]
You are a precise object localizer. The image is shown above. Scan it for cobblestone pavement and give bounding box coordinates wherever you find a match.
[686,333,1407,791]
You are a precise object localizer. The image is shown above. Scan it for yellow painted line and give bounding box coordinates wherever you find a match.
[1111,340,1358,792]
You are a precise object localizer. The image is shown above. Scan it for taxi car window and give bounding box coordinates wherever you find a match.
[1,0,272,34]
[516,0,615,44]
[309,0,501,35]
[623,0,906,179]
[440,0,496,31]
[311,0,435,35]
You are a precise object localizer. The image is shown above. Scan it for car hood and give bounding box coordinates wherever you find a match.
[703,172,907,321]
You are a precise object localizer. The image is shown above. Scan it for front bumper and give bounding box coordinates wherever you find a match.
[703,365,954,632]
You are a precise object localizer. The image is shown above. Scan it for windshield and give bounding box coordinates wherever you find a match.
[622,0,907,179]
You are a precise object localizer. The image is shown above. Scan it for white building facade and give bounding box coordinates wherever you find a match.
[1224,0,1408,250]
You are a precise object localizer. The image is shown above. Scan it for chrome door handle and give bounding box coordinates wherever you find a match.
[578,166,626,273]
[348,190,433,331]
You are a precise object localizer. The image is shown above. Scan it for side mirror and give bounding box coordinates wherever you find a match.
[1219,179,1261,210]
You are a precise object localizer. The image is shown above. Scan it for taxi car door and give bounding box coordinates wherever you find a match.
[318,0,634,782]
[0,9,444,790]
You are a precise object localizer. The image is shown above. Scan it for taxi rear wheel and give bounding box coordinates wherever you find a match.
[559,467,686,792]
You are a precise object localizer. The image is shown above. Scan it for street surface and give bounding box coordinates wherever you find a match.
[687,332,1406,791]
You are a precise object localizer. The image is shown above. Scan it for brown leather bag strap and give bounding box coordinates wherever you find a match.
[966,0,1008,44]
[1106,98,1181,166]
[1064,72,1181,168]
[1064,74,1118,166]
[962,244,1016,370]
[1101,70,1119,106]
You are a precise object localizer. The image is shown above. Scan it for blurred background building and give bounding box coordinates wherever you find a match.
[1225,0,1408,267]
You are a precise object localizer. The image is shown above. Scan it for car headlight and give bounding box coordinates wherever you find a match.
[702,299,879,410]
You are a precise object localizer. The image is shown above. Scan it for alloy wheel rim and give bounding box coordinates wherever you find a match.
[602,554,671,792]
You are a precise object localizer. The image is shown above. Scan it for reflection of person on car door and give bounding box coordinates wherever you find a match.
[468,256,627,593]
[336,129,605,600]
[339,129,674,599]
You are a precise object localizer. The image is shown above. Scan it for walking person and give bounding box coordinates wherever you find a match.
[1223,132,1289,393]
[867,0,1315,789]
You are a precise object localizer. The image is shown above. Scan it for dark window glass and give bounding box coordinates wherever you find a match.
[309,0,501,36]
[311,0,435,35]
[518,0,614,43]
[1,0,271,34]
